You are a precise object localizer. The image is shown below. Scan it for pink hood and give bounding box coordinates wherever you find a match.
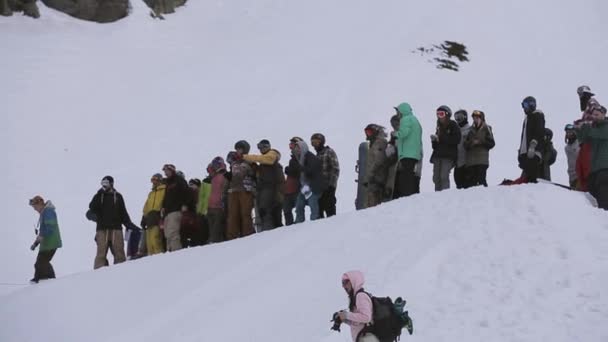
[341,270,372,341]
[342,270,365,293]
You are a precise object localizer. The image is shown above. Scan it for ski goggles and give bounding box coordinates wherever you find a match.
[471,110,483,118]
[257,142,271,151]
[364,128,374,136]
[436,110,448,118]
[101,180,111,188]
[564,124,575,131]
[522,101,534,110]
[162,164,176,172]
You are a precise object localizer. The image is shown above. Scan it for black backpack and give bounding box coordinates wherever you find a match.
[358,291,413,342]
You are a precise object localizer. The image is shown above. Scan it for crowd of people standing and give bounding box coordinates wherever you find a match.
[26,84,608,283]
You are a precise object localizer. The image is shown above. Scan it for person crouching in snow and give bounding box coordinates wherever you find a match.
[338,271,378,342]
[29,196,62,283]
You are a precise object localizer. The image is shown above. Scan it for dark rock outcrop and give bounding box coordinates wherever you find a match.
[40,0,129,23]
[1,0,41,18]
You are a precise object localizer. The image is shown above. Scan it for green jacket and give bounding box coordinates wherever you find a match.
[576,120,608,174]
[39,202,62,251]
[395,102,423,161]
[196,179,212,216]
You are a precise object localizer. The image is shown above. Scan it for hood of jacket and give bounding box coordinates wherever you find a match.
[44,201,56,210]
[295,141,310,165]
[342,270,365,293]
[396,102,413,117]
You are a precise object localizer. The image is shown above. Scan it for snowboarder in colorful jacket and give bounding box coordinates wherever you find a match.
[29,195,62,283]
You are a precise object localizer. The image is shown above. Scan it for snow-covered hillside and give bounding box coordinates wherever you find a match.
[1,1,607,340]
[1,184,608,342]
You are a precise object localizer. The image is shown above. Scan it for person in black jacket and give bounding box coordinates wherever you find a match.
[430,105,461,191]
[283,137,303,225]
[292,140,327,223]
[541,128,558,181]
[161,164,190,251]
[518,96,546,183]
[88,176,134,269]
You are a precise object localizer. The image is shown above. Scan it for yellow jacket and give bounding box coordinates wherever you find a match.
[243,150,280,165]
[143,184,166,215]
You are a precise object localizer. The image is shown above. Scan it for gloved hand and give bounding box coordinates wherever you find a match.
[527,139,538,158]
[385,145,396,158]
[337,311,348,321]
[430,134,438,142]
[30,240,40,251]
[140,216,147,230]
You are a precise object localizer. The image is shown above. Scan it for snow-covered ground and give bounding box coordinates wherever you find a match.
[1,184,608,342]
[1,0,607,340]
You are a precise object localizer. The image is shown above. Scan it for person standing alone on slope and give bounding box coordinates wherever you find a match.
[29,195,62,283]
[336,271,378,342]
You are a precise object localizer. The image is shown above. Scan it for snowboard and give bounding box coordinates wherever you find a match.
[355,142,369,210]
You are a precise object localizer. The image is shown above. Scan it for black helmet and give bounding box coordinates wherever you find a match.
[188,178,201,187]
[234,140,251,154]
[454,109,468,126]
[522,96,537,113]
[544,128,553,141]
[390,115,400,130]
[310,133,326,146]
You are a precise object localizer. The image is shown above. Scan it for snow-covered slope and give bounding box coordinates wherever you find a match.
[2,0,607,285]
[1,1,607,339]
[1,184,607,342]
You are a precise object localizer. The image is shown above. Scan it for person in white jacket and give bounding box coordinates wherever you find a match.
[564,124,580,189]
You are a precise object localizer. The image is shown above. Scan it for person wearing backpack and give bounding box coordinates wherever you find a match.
[244,139,284,231]
[337,270,378,342]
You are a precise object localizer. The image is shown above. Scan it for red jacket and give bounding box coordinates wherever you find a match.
[576,143,591,191]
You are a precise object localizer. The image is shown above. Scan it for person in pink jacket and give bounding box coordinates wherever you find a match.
[338,270,379,342]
